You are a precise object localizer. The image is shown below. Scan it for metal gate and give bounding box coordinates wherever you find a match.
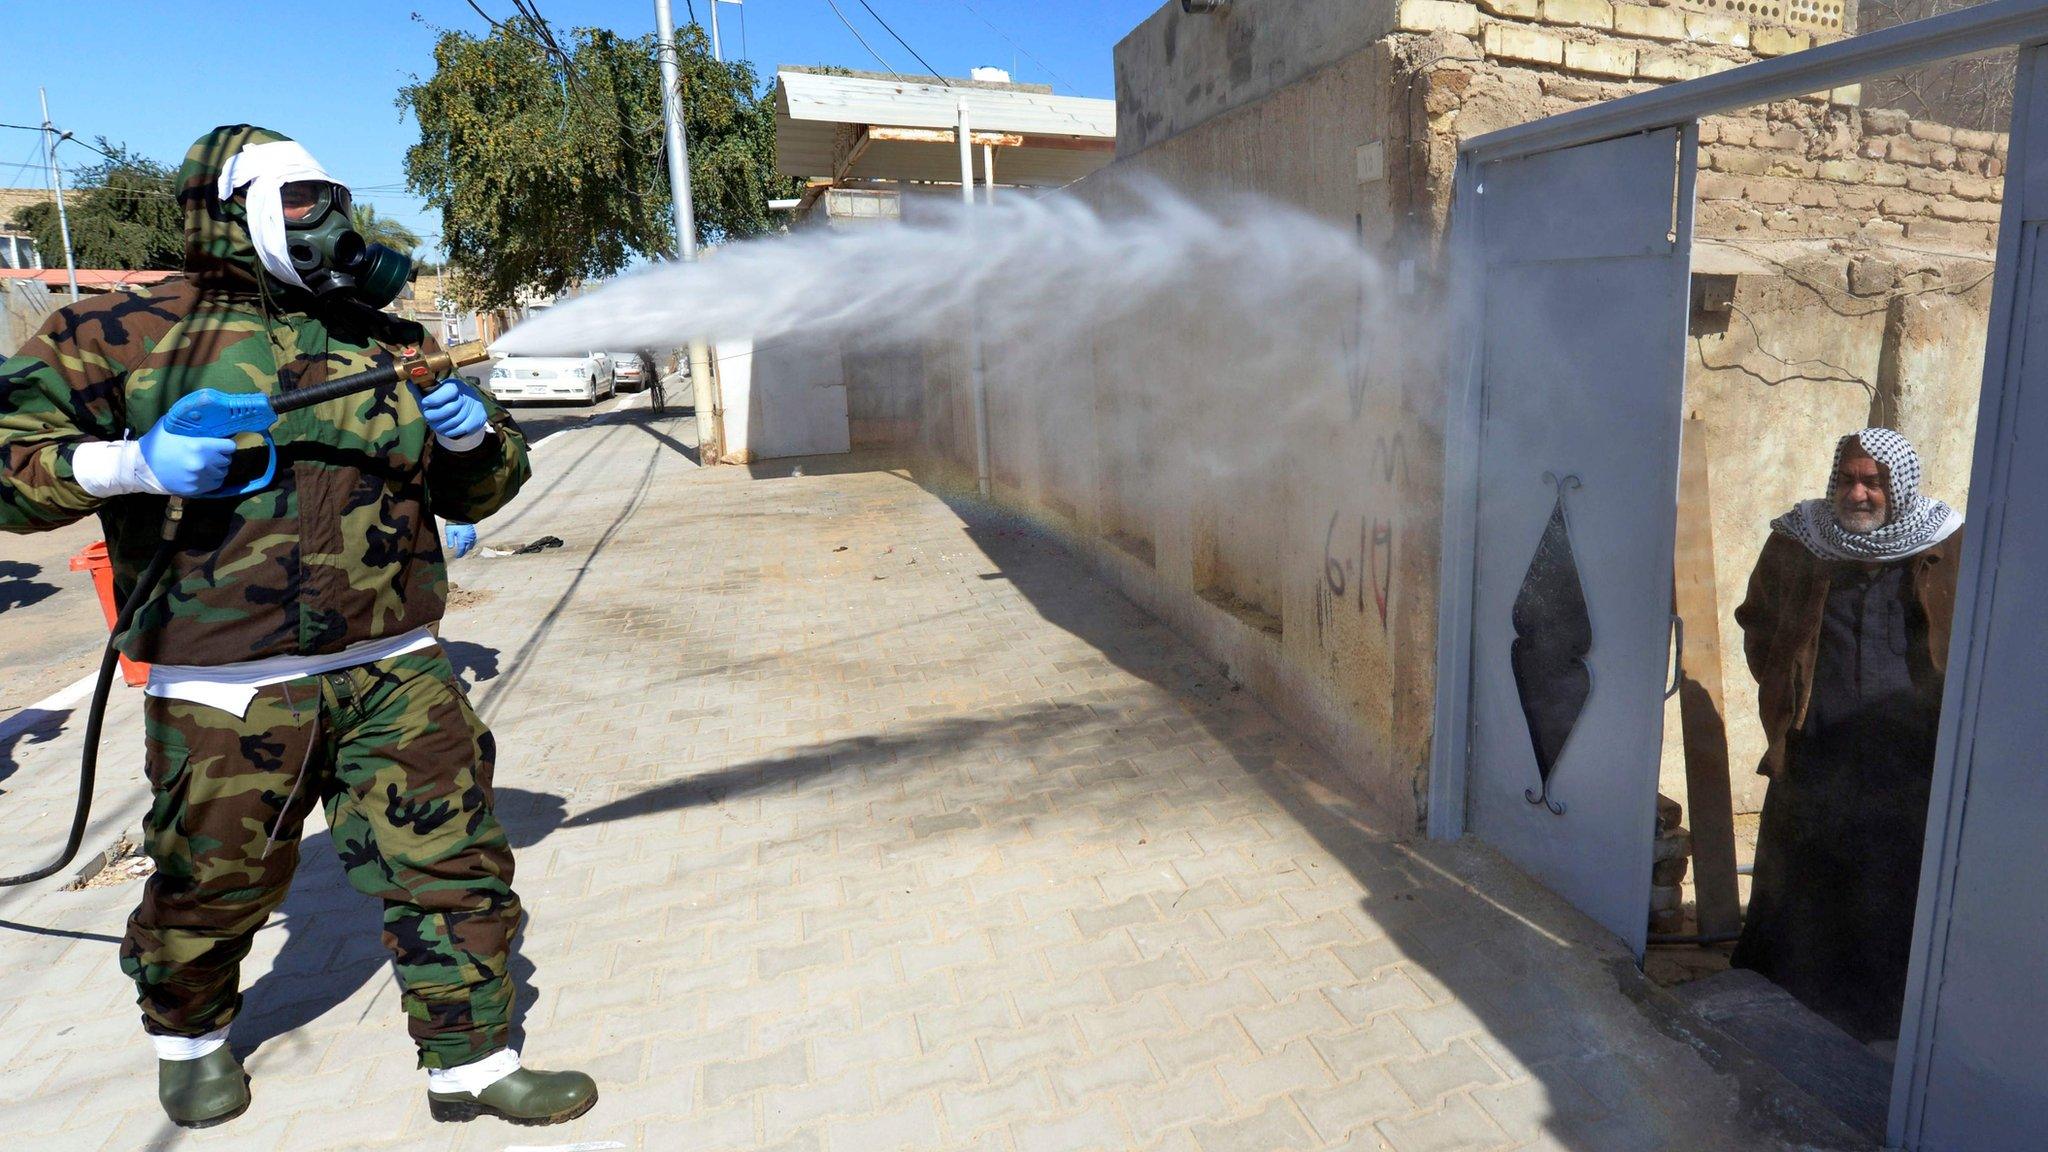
[1892,41,2048,1152]
[1438,128,1697,955]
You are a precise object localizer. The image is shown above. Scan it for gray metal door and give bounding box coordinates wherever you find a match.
[1461,128,1697,956]
[1892,45,2048,1152]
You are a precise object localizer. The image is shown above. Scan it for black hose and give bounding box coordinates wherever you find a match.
[0,515,179,886]
[273,364,404,415]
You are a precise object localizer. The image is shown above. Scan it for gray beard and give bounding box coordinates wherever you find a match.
[1837,507,1884,534]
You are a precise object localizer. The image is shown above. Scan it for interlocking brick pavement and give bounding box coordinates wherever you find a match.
[0,409,1869,1150]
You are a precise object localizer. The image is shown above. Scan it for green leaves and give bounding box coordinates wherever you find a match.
[398,18,798,312]
[8,142,183,272]
[349,204,423,257]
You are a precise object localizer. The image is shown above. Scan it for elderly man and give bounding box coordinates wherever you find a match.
[1732,428,1963,1043]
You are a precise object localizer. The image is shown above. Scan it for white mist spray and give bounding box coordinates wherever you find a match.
[499,177,1441,598]
[498,178,1423,388]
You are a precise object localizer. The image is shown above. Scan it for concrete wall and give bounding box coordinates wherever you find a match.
[1115,0,1401,157]
[720,337,852,464]
[1,279,55,359]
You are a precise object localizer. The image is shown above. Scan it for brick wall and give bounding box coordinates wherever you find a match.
[1396,0,1839,86]
[1389,0,2007,255]
[1697,106,2006,247]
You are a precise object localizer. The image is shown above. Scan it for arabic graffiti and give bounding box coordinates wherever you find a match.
[1320,432,1410,633]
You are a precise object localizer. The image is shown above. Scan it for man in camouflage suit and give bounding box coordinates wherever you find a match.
[0,126,595,1128]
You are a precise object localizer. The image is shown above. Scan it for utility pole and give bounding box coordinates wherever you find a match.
[653,0,723,461]
[38,88,79,302]
[710,0,741,63]
[958,97,990,498]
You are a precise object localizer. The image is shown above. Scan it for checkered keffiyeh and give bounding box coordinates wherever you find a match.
[1771,428,1962,562]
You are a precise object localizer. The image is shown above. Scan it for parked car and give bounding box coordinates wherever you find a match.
[603,351,651,392]
[486,353,615,404]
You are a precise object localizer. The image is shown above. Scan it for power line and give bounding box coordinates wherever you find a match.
[0,123,127,165]
[950,0,1073,92]
[2,140,44,188]
[820,0,901,77]
[855,0,950,84]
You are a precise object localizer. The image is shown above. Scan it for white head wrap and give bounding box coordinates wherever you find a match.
[215,139,334,291]
[1772,427,1962,562]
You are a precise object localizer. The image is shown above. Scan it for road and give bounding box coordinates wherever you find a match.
[0,518,113,722]
[0,390,641,726]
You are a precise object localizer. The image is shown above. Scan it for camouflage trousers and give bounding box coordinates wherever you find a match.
[118,647,522,1070]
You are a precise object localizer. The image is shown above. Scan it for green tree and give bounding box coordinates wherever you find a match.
[349,203,423,255]
[399,17,797,311]
[8,142,183,271]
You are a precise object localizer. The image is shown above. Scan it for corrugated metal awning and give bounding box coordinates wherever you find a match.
[775,69,1116,188]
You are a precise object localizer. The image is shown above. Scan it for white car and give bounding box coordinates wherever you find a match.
[486,354,615,404]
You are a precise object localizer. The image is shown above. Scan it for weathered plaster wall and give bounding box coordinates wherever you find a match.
[1115,0,1402,158]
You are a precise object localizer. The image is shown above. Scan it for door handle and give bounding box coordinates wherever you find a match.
[1665,613,1684,699]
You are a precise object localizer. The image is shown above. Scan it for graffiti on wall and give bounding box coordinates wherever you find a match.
[1318,432,1411,635]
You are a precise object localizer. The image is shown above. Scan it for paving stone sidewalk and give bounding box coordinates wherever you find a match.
[0,406,1865,1152]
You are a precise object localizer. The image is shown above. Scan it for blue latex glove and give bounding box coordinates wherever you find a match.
[444,522,477,559]
[416,377,490,444]
[138,417,238,497]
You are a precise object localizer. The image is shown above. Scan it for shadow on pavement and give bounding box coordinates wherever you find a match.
[443,639,502,694]
[0,561,59,614]
[623,415,701,466]
[564,705,1086,828]
[0,706,70,793]
[739,448,917,482]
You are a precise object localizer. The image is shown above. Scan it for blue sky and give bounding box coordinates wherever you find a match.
[5,0,1157,259]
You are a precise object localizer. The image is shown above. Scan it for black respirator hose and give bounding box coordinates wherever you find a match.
[0,506,182,887]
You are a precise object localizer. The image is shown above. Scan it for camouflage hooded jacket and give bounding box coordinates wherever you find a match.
[0,125,529,666]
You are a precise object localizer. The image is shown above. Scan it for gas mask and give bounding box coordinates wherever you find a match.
[279,180,411,309]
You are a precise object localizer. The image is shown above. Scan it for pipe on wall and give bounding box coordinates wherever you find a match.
[958,98,992,499]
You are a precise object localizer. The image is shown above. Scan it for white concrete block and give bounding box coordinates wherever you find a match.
[1396,0,1482,35]
[1356,141,1388,184]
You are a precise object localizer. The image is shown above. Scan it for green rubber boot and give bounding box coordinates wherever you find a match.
[427,1067,598,1126]
[158,1046,250,1130]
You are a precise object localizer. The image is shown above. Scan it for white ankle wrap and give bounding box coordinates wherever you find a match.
[152,1025,230,1062]
[427,1047,520,1095]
